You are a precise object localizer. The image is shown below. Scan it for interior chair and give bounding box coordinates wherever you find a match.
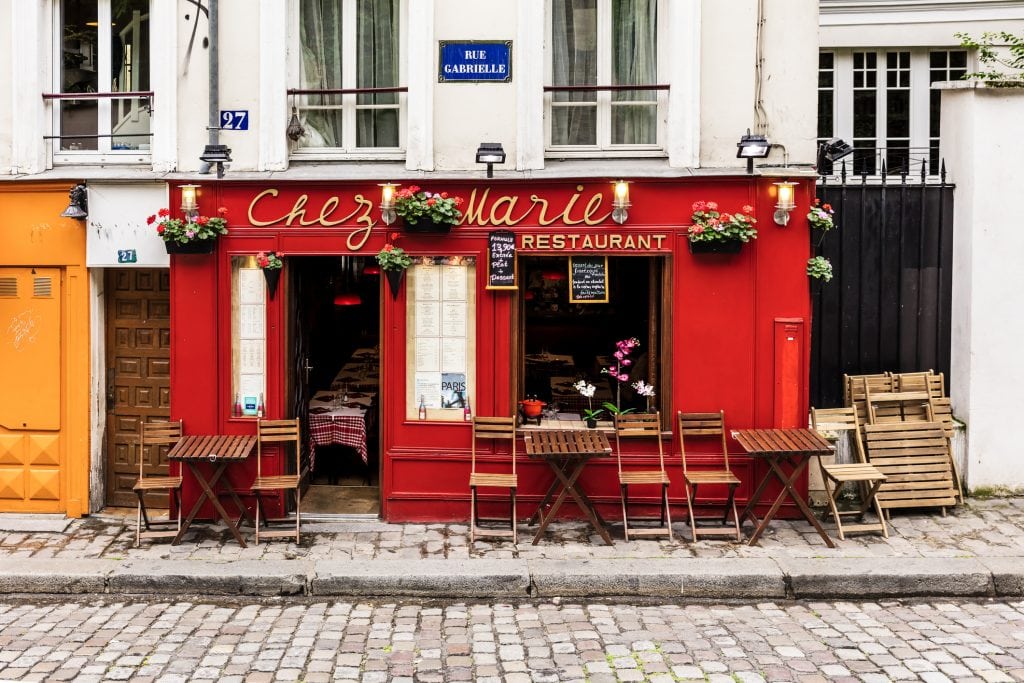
[677,411,742,542]
[253,418,302,544]
[810,406,889,539]
[614,412,672,542]
[469,416,518,544]
[133,419,184,547]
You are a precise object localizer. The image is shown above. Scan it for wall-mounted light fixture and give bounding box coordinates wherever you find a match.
[611,180,631,224]
[737,129,771,174]
[818,138,854,164]
[475,142,506,179]
[180,184,200,219]
[773,180,797,226]
[379,182,399,226]
[60,183,88,220]
[200,144,232,179]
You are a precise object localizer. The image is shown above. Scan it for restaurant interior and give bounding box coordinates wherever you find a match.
[290,256,381,516]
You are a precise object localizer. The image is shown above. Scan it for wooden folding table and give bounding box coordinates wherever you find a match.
[523,429,614,546]
[733,428,836,548]
[168,434,257,547]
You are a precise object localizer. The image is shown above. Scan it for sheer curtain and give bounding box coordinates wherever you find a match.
[550,0,657,148]
[300,0,343,147]
[551,0,597,146]
[299,0,399,149]
[612,0,657,145]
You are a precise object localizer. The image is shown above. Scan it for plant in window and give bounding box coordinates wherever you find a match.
[574,380,604,427]
[688,201,758,244]
[601,337,641,416]
[807,256,834,282]
[147,207,229,246]
[807,198,836,232]
[632,380,656,414]
[395,186,465,231]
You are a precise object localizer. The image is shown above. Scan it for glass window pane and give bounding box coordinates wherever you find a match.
[817,92,833,139]
[61,0,99,150]
[612,0,657,87]
[551,0,597,87]
[110,0,151,151]
[357,109,398,148]
[853,91,876,137]
[951,50,967,69]
[611,104,656,145]
[887,91,909,137]
[551,105,596,146]
[299,0,344,148]
[819,52,834,69]
[231,256,267,418]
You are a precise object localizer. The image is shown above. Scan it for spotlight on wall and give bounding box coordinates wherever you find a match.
[60,183,88,220]
[475,142,506,179]
[773,180,797,226]
[611,180,631,225]
[819,138,854,163]
[736,128,771,174]
[200,144,232,179]
[379,182,399,226]
[180,184,200,219]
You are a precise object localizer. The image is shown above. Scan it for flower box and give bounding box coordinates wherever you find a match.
[401,217,455,234]
[688,239,743,254]
[164,239,216,254]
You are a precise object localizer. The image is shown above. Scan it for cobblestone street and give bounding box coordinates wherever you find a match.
[0,597,1023,682]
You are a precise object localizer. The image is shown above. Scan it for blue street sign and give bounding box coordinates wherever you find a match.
[438,41,512,83]
[117,249,137,264]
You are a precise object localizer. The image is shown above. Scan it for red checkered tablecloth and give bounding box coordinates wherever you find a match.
[308,412,368,469]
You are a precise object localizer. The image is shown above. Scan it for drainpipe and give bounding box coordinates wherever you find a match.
[199,0,218,174]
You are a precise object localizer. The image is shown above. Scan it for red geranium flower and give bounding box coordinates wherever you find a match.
[146,215,156,225]
[157,208,170,217]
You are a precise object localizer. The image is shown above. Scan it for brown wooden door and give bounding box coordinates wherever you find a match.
[104,269,171,508]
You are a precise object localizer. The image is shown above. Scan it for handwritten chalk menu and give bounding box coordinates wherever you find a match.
[486,230,517,290]
[569,256,609,303]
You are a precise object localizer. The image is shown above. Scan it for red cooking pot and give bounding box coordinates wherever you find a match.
[519,398,547,418]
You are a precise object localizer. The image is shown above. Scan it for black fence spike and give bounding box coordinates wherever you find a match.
[920,158,927,184]
[940,159,947,184]
[880,159,888,184]
[840,160,847,183]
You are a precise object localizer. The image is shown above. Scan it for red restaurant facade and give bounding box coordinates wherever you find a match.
[168,175,815,522]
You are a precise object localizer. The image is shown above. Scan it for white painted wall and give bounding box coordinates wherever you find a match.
[700,0,818,169]
[821,2,1024,47]
[0,5,12,175]
[941,82,1024,491]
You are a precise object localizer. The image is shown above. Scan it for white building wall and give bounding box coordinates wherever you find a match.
[0,5,12,175]
[941,82,1024,491]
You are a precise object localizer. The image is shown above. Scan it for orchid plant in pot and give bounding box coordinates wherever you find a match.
[574,380,604,428]
[632,380,656,413]
[601,337,641,418]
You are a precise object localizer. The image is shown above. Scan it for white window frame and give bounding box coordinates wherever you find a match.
[820,47,968,177]
[287,0,408,161]
[544,0,669,158]
[49,0,154,165]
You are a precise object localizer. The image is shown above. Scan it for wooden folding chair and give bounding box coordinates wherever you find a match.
[253,418,302,544]
[615,412,672,542]
[469,416,518,544]
[134,420,184,547]
[810,407,888,539]
[845,373,893,427]
[863,378,932,425]
[677,411,741,542]
[892,370,945,399]
[863,420,958,516]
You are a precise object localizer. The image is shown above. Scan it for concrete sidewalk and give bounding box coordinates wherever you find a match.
[1,498,1023,600]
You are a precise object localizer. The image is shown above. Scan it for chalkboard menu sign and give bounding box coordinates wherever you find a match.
[569,256,608,303]
[486,230,517,290]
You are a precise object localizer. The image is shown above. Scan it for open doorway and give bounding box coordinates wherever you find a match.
[289,255,381,516]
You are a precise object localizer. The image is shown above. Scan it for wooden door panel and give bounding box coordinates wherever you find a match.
[104,269,171,508]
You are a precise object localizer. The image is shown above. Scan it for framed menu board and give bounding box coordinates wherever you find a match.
[486,230,517,290]
[569,255,608,303]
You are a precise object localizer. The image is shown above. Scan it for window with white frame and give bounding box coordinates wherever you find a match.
[547,0,665,154]
[818,48,966,176]
[292,0,404,156]
[54,0,151,158]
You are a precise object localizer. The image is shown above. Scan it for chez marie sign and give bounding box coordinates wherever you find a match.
[243,185,671,252]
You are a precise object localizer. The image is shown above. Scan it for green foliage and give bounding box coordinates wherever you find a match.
[807,256,833,282]
[956,31,1024,82]
[376,244,412,272]
[395,186,465,226]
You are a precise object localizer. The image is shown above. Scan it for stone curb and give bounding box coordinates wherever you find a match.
[775,557,996,598]
[1,556,1022,599]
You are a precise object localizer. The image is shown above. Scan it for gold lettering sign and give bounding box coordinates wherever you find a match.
[518,234,668,251]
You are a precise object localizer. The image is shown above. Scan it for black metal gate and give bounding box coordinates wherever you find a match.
[811,163,954,407]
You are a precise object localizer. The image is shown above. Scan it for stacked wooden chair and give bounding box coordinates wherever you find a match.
[676,411,742,542]
[252,418,303,544]
[809,407,888,539]
[468,416,518,544]
[134,419,184,547]
[614,412,672,542]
